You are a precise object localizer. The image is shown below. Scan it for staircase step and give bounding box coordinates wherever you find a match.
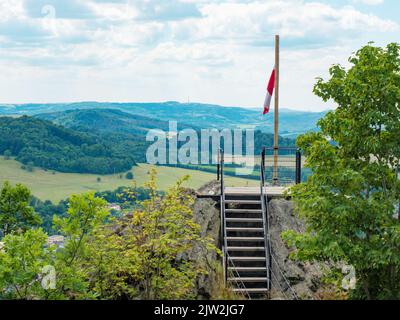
[226,209,262,214]
[226,237,265,242]
[227,247,265,251]
[226,227,264,232]
[226,218,263,223]
[228,277,268,282]
[228,267,267,272]
[232,288,269,293]
[229,256,266,262]
[225,200,261,205]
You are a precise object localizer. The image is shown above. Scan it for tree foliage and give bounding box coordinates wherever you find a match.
[0,116,146,174]
[0,181,41,238]
[0,193,110,300]
[0,229,54,299]
[51,193,110,299]
[87,169,218,299]
[3,150,11,160]
[0,172,218,300]
[283,43,400,299]
[125,172,134,180]
[30,197,68,235]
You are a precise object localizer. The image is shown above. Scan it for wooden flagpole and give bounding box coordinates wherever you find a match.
[273,35,280,185]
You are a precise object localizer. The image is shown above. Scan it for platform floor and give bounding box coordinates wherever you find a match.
[224,186,288,197]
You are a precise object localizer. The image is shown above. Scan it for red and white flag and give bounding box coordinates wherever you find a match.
[263,68,275,115]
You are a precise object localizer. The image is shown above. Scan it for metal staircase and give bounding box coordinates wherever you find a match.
[219,148,272,299]
[214,147,303,299]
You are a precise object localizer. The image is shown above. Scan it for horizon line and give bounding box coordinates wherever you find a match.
[0,100,333,113]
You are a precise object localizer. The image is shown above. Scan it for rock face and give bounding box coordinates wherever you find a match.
[190,180,221,299]
[268,199,323,300]
[197,180,221,198]
[191,181,323,300]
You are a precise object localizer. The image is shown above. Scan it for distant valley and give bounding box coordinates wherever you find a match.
[0,101,325,202]
[36,108,199,136]
[0,108,295,175]
[0,101,327,137]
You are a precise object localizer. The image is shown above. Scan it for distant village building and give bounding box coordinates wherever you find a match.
[0,237,66,251]
[47,235,65,248]
[107,204,122,212]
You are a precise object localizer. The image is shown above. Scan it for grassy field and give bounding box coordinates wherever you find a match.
[0,157,258,203]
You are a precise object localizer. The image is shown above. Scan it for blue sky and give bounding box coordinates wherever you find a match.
[0,0,399,111]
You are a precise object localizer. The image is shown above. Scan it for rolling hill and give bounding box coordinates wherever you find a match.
[0,101,327,136]
[35,108,296,154]
[0,116,148,175]
[36,108,198,136]
[0,110,296,176]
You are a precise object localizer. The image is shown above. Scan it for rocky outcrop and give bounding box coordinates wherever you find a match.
[190,180,221,299]
[191,182,324,300]
[269,199,323,300]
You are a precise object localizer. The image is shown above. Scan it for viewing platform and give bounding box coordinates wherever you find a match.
[196,186,289,199]
[195,145,300,299]
[225,186,287,197]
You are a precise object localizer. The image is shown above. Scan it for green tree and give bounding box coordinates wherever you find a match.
[0,229,54,300]
[30,197,68,235]
[0,191,111,300]
[283,43,400,300]
[88,169,218,300]
[125,172,134,180]
[3,150,12,160]
[26,161,35,172]
[51,193,110,299]
[0,181,41,238]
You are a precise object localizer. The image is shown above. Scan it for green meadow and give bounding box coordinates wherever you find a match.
[0,157,258,203]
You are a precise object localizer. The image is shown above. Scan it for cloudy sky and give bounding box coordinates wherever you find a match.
[0,0,398,111]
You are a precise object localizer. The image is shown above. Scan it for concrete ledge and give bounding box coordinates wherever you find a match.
[196,186,289,199]
[225,186,288,197]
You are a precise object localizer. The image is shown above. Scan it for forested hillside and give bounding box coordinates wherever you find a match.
[0,111,296,177]
[36,108,197,136]
[36,108,296,154]
[0,101,326,136]
[0,116,148,174]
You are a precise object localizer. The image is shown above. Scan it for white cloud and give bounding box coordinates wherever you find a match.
[87,2,138,21]
[352,0,384,6]
[175,1,398,42]
[150,42,234,67]
[0,0,398,111]
[0,0,26,22]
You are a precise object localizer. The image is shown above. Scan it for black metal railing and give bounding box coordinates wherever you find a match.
[218,148,228,286]
[260,148,272,292]
[263,147,302,186]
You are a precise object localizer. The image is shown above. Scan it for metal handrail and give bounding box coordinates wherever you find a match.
[217,148,221,181]
[263,146,302,185]
[295,148,302,184]
[264,146,298,151]
[226,252,251,300]
[271,252,298,300]
[219,148,228,286]
[260,147,272,292]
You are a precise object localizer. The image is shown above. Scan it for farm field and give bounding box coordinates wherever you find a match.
[0,157,258,203]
